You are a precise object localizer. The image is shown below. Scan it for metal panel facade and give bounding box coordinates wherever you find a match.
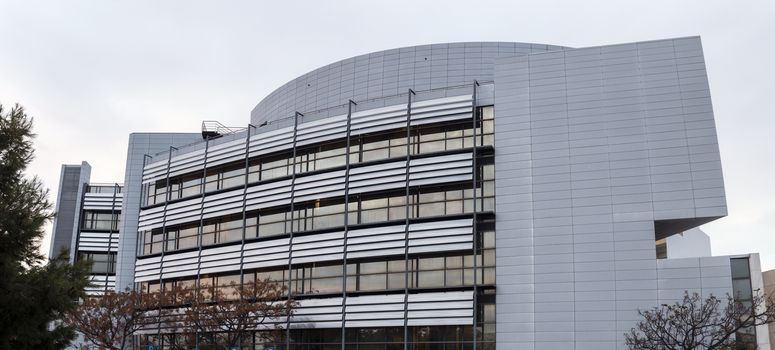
[493,37,730,349]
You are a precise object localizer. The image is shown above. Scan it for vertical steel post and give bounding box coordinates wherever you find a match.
[341,100,356,350]
[471,80,480,349]
[403,89,415,350]
[136,154,153,265]
[195,137,210,349]
[156,145,176,347]
[105,182,119,292]
[286,112,302,349]
[136,153,152,349]
[238,125,254,348]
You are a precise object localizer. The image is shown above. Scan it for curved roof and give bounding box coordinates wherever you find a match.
[250,41,567,125]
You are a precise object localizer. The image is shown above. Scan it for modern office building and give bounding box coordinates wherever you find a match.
[49,162,123,294]
[51,37,770,349]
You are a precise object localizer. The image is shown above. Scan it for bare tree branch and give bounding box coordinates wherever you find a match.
[625,290,775,350]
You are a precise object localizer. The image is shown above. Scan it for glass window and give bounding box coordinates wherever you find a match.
[732,279,753,300]
[362,139,389,151]
[217,218,243,244]
[311,264,341,278]
[361,208,387,224]
[310,277,342,294]
[419,140,445,153]
[482,231,495,249]
[419,202,445,217]
[261,155,290,181]
[258,211,287,237]
[360,262,387,274]
[201,223,216,246]
[482,267,496,284]
[78,252,116,274]
[177,227,198,250]
[446,256,463,269]
[165,230,177,251]
[180,177,202,198]
[150,231,163,254]
[730,258,750,279]
[419,257,445,270]
[417,271,444,288]
[445,269,463,286]
[388,260,406,273]
[387,273,405,290]
[204,173,219,192]
[359,274,386,291]
[220,168,245,189]
[245,216,258,238]
[82,211,120,231]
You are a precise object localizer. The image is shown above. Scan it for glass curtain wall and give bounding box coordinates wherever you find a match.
[136,106,496,350]
[731,257,756,349]
[142,107,494,207]
[140,169,494,256]
[138,322,496,350]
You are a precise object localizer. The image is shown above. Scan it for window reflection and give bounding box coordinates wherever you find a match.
[137,324,497,349]
[78,252,116,274]
[81,211,120,231]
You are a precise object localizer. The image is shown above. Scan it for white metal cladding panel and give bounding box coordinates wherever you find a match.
[138,291,471,331]
[242,237,291,270]
[201,188,246,220]
[138,204,166,229]
[291,231,345,265]
[408,153,473,187]
[137,196,202,232]
[198,243,242,275]
[202,138,247,170]
[143,147,206,183]
[243,178,294,213]
[349,104,408,135]
[295,114,348,148]
[248,126,295,159]
[344,293,405,328]
[343,291,473,328]
[135,255,163,282]
[138,150,474,232]
[166,149,207,181]
[347,218,473,259]
[82,192,123,211]
[142,94,472,185]
[293,169,346,202]
[346,224,406,259]
[407,291,473,326]
[77,232,119,252]
[291,297,344,328]
[133,217,473,282]
[410,95,473,127]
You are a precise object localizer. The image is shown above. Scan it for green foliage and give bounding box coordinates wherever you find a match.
[0,103,91,349]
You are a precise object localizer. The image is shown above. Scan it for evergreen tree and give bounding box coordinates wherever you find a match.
[0,103,91,349]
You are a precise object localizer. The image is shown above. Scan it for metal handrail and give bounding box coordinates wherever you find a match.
[201,120,246,137]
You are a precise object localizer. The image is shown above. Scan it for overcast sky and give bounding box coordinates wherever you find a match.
[1,0,773,269]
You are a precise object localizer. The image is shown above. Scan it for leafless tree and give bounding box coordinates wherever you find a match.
[179,277,296,348]
[65,277,295,349]
[64,289,166,350]
[625,290,775,350]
